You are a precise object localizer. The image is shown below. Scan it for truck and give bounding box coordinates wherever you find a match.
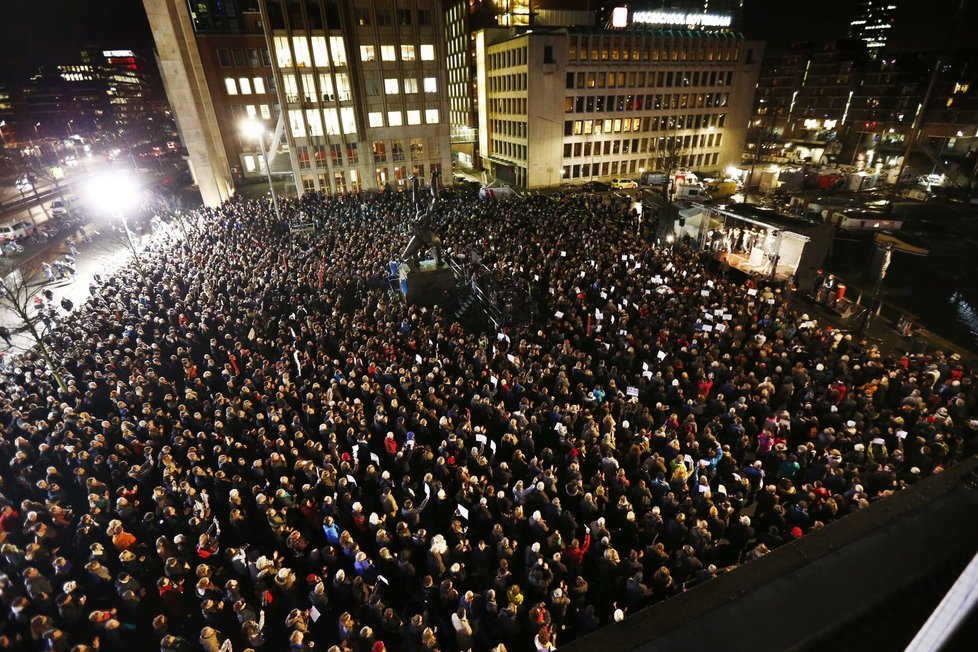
[705,180,738,199]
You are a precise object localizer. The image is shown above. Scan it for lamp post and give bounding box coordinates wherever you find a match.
[85,173,147,283]
[241,120,283,227]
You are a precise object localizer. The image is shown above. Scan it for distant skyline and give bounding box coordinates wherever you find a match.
[0,0,975,85]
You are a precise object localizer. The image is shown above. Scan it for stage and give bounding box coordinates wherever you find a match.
[718,250,796,282]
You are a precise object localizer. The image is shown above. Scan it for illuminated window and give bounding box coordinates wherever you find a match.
[384,78,399,94]
[404,78,418,94]
[388,111,403,126]
[381,45,396,61]
[330,37,346,66]
[289,109,306,137]
[360,46,376,62]
[253,77,266,94]
[401,45,416,61]
[407,110,421,125]
[224,78,237,95]
[311,37,329,67]
[420,44,435,60]
[306,109,323,136]
[369,112,384,127]
[260,105,272,120]
[291,37,311,67]
[341,107,356,134]
[274,36,292,67]
[324,109,340,135]
[423,77,437,93]
[425,109,439,124]
[246,105,257,119]
[244,155,256,172]
[239,77,252,94]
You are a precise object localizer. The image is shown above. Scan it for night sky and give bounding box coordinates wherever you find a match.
[0,0,974,84]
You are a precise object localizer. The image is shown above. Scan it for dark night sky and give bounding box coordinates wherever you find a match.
[742,0,978,54]
[0,0,153,83]
[0,0,975,84]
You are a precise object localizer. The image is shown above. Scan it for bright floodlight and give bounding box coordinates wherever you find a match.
[86,173,140,215]
[241,119,266,139]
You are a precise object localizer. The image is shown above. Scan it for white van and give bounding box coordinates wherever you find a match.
[50,195,83,217]
[479,184,516,201]
[674,183,710,201]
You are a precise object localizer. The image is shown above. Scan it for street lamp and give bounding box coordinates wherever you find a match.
[84,173,148,282]
[240,119,283,227]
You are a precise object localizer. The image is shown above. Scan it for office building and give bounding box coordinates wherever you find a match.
[475,7,760,188]
[147,0,452,201]
[444,0,596,170]
[848,0,898,58]
[257,0,450,195]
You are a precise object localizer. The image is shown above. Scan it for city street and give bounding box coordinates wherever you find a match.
[0,220,149,358]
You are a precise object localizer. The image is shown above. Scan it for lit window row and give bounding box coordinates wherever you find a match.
[224,77,269,95]
[288,108,358,137]
[367,110,439,128]
[359,44,436,63]
[274,36,347,68]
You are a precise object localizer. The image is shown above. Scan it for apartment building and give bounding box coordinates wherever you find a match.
[476,23,761,188]
[750,39,866,163]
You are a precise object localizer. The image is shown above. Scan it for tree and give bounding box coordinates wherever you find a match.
[649,127,689,196]
[0,263,68,393]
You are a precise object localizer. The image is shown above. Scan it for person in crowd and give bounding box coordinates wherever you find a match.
[0,186,974,652]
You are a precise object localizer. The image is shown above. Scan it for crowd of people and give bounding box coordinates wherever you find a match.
[0,184,975,652]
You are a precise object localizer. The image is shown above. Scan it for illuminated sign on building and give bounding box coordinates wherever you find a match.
[631,10,732,28]
[611,6,629,28]
[102,49,135,58]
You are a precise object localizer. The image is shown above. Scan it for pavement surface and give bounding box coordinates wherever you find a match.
[0,226,138,357]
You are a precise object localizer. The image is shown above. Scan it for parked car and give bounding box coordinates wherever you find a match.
[581,181,610,193]
[50,195,83,217]
[15,176,33,193]
[0,221,35,242]
[611,177,639,189]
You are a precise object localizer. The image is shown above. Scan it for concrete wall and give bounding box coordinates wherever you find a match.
[143,0,235,207]
[721,39,763,173]
[526,34,566,189]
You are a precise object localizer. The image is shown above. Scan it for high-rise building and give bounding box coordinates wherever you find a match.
[475,7,760,188]
[16,48,172,149]
[848,0,898,58]
[749,39,867,162]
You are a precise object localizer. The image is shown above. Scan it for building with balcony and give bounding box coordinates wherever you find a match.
[749,39,867,165]
[475,10,760,189]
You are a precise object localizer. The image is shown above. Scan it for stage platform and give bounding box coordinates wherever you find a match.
[718,251,795,282]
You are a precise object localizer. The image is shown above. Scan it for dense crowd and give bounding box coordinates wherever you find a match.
[0,185,976,652]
